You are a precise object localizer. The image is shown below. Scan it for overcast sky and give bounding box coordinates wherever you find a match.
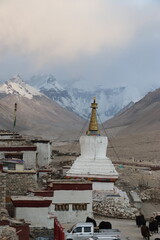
[0,0,160,94]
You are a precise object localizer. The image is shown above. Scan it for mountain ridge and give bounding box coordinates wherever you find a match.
[28,74,141,121]
[0,76,85,140]
[104,88,160,136]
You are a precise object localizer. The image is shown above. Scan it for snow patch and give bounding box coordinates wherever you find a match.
[28,74,143,121]
[0,75,42,99]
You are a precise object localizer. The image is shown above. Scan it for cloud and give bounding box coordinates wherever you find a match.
[0,0,159,68]
[0,0,160,94]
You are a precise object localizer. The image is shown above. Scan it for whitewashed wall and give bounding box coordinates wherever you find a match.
[15,206,53,228]
[93,182,114,191]
[33,142,51,167]
[23,151,37,169]
[15,164,24,171]
[51,190,93,224]
[80,136,108,158]
[0,152,5,159]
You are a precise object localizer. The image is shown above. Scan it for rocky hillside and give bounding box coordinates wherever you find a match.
[103,88,160,136]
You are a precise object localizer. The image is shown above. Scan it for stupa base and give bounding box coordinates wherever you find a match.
[65,175,118,191]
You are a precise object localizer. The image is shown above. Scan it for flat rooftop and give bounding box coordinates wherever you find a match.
[47,179,92,184]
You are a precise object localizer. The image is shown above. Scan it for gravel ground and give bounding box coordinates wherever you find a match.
[54,135,160,240]
[63,215,160,240]
[95,216,160,240]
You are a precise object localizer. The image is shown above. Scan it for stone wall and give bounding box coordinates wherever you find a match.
[6,173,37,196]
[0,173,6,208]
[0,227,18,240]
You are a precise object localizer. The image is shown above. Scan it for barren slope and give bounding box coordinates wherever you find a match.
[103,88,160,136]
[0,94,85,140]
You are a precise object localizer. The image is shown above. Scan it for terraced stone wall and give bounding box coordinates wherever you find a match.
[0,173,6,208]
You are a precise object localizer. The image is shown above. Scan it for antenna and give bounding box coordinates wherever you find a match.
[13,103,17,129]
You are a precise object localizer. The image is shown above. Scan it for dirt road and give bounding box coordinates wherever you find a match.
[95,216,160,240]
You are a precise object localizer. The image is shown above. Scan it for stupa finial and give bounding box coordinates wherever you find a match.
[86,97,100,136]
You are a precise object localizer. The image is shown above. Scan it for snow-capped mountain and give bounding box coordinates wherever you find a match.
[67,86,141,121]
[29,74,74,111]
[0,75,42,100]
[28,74,142,121]
[0,75,85,140]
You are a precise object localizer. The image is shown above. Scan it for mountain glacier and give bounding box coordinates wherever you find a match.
[28,74,142,121]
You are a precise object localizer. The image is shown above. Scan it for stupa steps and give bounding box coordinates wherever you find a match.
[69,168,116,172]
[67,173,117,177]
[72,158,114,162]
[71,162,116,168]
[69,168,116,173]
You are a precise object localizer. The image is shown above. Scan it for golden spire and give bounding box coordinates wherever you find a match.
[86,97,100,136]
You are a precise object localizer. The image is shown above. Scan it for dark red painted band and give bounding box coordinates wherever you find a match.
[0,220,9,226]
[65,176,117,182]
[47,183,92,191]
[0,147,37,151]
[11,200,52,207]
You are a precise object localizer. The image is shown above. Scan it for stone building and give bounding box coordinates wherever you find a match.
[0,130,52,169]
[11,180,93,228]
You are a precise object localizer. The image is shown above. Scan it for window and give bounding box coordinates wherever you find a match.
[84,227,91,233]
[73,227,82,233]
[55,204,69,211]
[72,203,87,211]
[3,163,15,170]
[5,153,23,159]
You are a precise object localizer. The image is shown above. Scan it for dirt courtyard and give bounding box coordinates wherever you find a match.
[52,131,160,219]
[95,216,160,240]
[63,215,160,240]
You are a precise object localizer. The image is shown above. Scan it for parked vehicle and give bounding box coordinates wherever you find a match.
[65,222,121,240]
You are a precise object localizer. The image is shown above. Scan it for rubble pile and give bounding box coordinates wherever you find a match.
[140,188,160,202]
[140,189,152,201]
[0,227,18,240]
[0,208,29,240]
[0,208,18,240]
[93,191,139,219]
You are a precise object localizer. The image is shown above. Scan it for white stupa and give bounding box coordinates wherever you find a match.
[66,98,118,191]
